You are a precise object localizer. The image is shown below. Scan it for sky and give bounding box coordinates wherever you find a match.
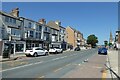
[1,2,118,45]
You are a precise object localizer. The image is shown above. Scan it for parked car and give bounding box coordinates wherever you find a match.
[74,46,81,51]
[25,47,48,57]
[49,47,63,54]
[98,47,107,55]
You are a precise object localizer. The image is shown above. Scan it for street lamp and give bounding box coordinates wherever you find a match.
[8,33,11,59]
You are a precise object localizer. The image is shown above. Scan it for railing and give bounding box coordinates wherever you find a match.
[105,53,120,80]
[105,64,120,79]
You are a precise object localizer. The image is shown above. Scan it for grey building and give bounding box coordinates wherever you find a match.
[39,19,51,50]
[47,20,67,50]
[0,8,25,57]
[20,17,44,49]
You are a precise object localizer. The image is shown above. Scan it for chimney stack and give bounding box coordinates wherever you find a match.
[55,21,61,26]
[11,8,19,17]
[39,18,46,24]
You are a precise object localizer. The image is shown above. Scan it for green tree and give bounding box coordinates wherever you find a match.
[109,43,112,46]
[104,40,108,47]
[87,34,98,48]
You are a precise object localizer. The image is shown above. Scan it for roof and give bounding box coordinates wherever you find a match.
[0,10,20,20]
[59,26,66,29]
[68,26,82,34]
[47,21,60,30]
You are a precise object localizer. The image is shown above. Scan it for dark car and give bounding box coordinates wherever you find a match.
[74,47,81,51]
[98,47,107,55]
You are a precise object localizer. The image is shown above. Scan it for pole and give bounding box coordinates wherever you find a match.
[8,35,11,59]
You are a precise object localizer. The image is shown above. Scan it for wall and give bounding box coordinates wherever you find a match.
[66,27,74,47]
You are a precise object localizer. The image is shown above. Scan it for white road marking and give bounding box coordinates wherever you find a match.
[65,63,71,67]
[54,68,63,72]
[1,61,43,72]
[52,58,60,61]
[59,56,67,59]
[39,76,45,78]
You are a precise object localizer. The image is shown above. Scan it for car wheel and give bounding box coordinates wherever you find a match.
[33,52,38,57]
[45,52,48,56]
[55,51,58,54]
[105,52,107,55]
[26,55,29,57]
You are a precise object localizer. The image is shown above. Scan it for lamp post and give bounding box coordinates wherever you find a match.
[8,34,11,59]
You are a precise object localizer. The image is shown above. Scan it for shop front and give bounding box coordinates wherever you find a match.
[2,40,26,58]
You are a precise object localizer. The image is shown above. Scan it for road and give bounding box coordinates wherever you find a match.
[2,49,99,79]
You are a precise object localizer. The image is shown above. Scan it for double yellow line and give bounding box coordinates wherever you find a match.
[102,69,107,80]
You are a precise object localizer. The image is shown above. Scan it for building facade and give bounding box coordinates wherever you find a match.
[20,17,45,50]
[66,26,84,49]
[0,7,85,57]
[0,8,25,57]
[47,21,67,50]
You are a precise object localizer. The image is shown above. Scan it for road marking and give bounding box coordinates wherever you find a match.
[59,56,67,59]
[52,58,60,61]
[39,76,45,78]
[102,69,107,80]
[54,68,63,72]
[1,61,43,72]
[65,63,71,67]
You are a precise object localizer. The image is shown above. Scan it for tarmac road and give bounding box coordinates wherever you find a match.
[2,49,101,79]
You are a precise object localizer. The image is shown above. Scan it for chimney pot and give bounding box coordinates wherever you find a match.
[39,18,46,24]
[11,8,19,17]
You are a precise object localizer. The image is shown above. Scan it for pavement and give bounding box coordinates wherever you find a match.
[62,52,107,78]
[62,49,119,78]
[0,53,26,62]
[106,49,119,78]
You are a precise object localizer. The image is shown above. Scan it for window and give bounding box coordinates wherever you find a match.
[5,16,16,24]
[44,33,49,41]
[45,27,47,31]
[63,30,65,33]
[35,48,43,50]
[9,18,12,23]
[39,33,41,39]
[35,25,42,31]
[60,29,61,32]
[5,16,9,22]
[13,18,16,24]
[16,44,24,52]
[39,26,42,31]
[28,22,32,28]
[36,32,38,38]
[1,26,5,38]
[30,31,34,37]
[11,28,20,36]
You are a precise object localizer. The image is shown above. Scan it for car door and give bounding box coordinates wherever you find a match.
[39,48,45,55]
[35,48,41,55]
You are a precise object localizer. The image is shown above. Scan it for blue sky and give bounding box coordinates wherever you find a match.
[2,2,118,45]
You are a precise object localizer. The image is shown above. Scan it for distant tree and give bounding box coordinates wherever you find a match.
[104,40,108,47]
[87,34,98,48]
[109,43,112,46]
